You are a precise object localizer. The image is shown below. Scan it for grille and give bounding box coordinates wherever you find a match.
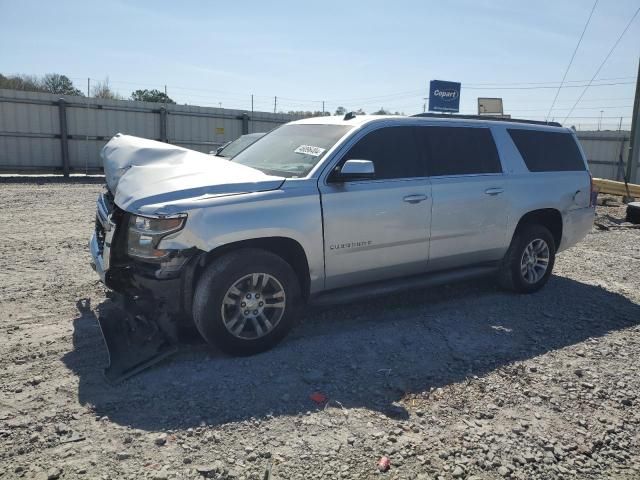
[95,191,114,253]
[95,216,106,253]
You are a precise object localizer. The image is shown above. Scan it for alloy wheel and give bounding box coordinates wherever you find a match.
[220,273,286,339]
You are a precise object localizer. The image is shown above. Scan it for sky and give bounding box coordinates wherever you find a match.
[1,0,639,130]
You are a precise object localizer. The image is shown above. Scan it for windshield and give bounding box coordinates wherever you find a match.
[217,133,265,158]
[232,124,352,177]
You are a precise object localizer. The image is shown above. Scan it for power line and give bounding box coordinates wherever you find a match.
[464,76,635,87]
[513,105,633,112]
[465,81,633,91]
[563,5,640,123]
[546,0,598,120]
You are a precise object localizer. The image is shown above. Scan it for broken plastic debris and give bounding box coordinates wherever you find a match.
[377,456,391,472]
[309,392,328,405]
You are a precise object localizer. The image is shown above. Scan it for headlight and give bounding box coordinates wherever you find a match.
[127,214,186,261]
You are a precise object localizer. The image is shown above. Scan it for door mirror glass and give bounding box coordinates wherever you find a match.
[336,159,375,181]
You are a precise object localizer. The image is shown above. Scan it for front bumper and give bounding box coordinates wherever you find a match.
[90,231,107,282]
[89,192,203,316]
[88,192,204,382]
[89,192,116,283]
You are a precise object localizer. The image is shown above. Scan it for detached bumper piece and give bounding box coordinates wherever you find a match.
[98,294,179,384]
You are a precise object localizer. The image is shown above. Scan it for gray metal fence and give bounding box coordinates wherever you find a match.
[0,89,301,174]
[1,88,638,183]
[576,131,636,183]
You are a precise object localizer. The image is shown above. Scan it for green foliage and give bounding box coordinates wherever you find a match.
[0,73,83,96]
[0,73,44,92]
[130,89,176,104]
[286,110,330,117]
[334,106,346,115]
[42,74,83,96]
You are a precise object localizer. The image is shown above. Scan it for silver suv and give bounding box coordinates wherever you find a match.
[91,114,595,359]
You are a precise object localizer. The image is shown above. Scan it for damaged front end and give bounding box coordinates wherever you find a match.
[90,189,201,383]
[89,134,285,382]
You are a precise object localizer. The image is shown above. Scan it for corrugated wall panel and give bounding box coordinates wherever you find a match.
[576,131,630,182]
[1,89,299,172]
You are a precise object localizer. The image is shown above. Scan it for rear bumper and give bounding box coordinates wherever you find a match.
[558,206,595,252]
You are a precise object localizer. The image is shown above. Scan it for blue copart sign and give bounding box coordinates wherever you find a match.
[429,80,461,113]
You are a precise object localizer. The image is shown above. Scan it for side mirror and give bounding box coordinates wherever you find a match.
[334,159,375,181]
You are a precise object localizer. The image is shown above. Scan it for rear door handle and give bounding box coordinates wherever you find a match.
[485,187,504,196]
[403,194,428,204]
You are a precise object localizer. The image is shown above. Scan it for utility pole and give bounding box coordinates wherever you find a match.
[626,57,640,185]
[322,101,325,115]
[86,78,90,175]
[251,94,254,114]
[598,110,603,131]
[274,96,277,114]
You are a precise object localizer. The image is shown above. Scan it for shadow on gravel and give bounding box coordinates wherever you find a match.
[63,275,640,431]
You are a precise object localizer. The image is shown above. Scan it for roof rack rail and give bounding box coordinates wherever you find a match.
[411,113,562,127]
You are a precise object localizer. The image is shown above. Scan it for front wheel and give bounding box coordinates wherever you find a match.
[192,249,301,355]
[498,224,556,293]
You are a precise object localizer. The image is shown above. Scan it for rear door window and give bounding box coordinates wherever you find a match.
[507,129,586,172]
[342,126,424,179]
[416,126,502,176]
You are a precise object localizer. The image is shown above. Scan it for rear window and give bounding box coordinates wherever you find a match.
[507,129,585,172]
[416,126,502,176]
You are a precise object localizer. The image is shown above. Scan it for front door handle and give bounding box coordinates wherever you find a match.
[485,187,504,196]
[403,194,428,204]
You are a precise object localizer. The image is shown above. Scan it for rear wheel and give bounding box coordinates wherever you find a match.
[498,224,556,293]
[193,249,301,355]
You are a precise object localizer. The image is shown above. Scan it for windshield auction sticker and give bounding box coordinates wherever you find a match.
[294,145,325,157]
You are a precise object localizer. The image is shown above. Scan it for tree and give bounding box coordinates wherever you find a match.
[0,73,45,92]
[372,108,390,115]
[286,110,329,117]
[130,89,175,104]
[334,106,346,116]
[355,108,366,115]
[92,77,122,100]
[42,74,83,96]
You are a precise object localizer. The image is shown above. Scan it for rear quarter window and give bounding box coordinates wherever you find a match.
[507,129,586,172]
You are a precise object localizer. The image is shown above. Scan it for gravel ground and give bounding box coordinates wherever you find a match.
[1,180,639,480]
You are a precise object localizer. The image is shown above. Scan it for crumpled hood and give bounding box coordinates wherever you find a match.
[101,134,284,214]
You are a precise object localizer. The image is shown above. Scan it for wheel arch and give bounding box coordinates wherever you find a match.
[514,208,563,249]
[189,237,311,305]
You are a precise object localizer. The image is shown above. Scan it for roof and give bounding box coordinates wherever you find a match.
[290,113,569,131]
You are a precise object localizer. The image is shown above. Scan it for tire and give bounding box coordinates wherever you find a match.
[498,224,556,293]
[626,202,640,224]
[192,248,301,355]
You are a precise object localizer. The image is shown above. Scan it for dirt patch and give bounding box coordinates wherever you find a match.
[1,182,639,479]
